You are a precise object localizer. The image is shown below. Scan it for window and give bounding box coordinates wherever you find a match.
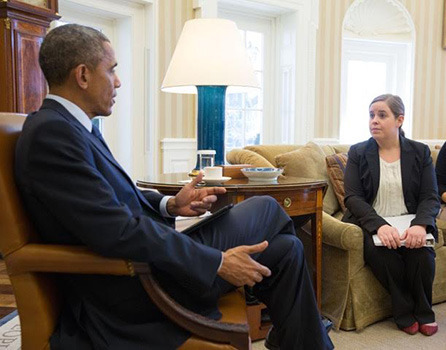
[340,0,415,144]
[340,39,413,144]
[218,0,314,147]
[225,29,265,152]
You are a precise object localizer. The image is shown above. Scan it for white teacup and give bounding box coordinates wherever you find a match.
[203,166,222,179]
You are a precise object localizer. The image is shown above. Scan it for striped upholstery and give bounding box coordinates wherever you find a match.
[325,153,348,213]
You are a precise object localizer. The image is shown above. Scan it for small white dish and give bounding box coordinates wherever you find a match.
[203,176,231,185]
[241,167,283,182]
[178,179,192,184]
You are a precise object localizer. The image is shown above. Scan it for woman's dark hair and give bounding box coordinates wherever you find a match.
[369,94,405,137]
[39,24,109,88]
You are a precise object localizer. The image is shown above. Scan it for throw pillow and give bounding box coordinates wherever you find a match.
[325,153,348,213]
[274,142,340,215]
[245,145,300,167]
[226,149,274,168]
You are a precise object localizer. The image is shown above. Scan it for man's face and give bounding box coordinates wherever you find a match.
[85,42,121,118]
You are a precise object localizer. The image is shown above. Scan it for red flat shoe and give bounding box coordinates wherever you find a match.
[400,322,419,335]
[419,323,438,336]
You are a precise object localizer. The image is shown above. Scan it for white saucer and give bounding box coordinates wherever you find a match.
[203,176,231,185]
[178,179,192,184]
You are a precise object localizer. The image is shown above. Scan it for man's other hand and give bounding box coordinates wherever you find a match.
[167,171,226,217]
[218,241,271,287]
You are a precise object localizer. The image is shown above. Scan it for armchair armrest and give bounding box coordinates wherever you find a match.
[5,244,133,276]
[315,213,363,250]
[5,244,249,348]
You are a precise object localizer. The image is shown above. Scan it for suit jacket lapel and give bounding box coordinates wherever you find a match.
[42,99,127,177]
[400,136,414,200]
[41,99,158,213]
[84,126,158,212]
[365,138,380,198]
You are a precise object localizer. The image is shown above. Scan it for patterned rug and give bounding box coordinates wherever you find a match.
[0,310,20,349]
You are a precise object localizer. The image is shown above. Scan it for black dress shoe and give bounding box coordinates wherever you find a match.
[264,326,280,350]
[265,318,333,350]
[244,286,260,305]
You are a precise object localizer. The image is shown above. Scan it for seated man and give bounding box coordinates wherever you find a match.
[14,24,333,350]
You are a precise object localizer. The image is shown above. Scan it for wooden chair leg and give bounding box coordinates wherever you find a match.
[246,303,271,341]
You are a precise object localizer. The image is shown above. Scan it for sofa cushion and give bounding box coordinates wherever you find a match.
[431,146,440,166]
[326,153,348,213]
[226,149,274,168]
[274,142,339,215]
[244,145,300,167]
[332,144,350,154]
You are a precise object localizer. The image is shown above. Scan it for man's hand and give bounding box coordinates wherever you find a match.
[401,225,427,249]
[217,241,271,287]
[167,171,226,217]
[377,224,401,249]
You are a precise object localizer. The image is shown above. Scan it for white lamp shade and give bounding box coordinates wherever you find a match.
[161,18,260,94]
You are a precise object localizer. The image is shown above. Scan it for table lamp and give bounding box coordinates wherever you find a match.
[161,18,259,166]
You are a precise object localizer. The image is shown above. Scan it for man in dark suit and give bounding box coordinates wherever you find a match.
[14,24,333,349]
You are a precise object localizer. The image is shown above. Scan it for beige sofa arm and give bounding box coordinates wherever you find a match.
[321,212,364,251]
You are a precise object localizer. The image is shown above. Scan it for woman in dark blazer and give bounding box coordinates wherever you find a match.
[436,142,446,203]
[342,94,440,336]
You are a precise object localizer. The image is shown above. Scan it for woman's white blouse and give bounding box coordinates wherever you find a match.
[373,158,408,217]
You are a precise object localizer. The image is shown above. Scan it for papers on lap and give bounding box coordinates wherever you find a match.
[372,214,435,247]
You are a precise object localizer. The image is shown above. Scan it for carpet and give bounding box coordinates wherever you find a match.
[0,310,20,350]
[253,302,446,349]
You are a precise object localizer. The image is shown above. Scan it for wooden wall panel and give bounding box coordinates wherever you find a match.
[13,18,47,113]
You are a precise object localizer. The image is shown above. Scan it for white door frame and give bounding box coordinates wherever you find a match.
[58,0,158,180]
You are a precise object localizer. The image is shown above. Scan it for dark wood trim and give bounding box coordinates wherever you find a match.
[1,1,59,19]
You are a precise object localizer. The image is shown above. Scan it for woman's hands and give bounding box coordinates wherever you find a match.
[401,225,427,249]
[377,225,401,249]
[377,224,426,249]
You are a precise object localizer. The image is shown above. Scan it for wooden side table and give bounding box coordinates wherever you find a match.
[137,174,327,340]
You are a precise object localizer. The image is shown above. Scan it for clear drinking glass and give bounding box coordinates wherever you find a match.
[197,150,216,170]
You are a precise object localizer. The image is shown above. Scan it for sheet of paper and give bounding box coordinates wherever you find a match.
[382,214,415,234]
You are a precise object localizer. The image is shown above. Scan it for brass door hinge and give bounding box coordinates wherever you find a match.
[3,18,11,30]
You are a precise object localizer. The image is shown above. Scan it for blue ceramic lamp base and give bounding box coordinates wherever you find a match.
[196,85,227,167]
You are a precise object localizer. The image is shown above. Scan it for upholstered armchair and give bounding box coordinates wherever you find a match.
[0,113,250,350]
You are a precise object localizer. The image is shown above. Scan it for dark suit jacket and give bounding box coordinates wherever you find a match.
[342,136,440,239]
[14,99,222,349]
[436,142,446,198]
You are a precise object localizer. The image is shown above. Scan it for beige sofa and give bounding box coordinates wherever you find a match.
[227,142,446,331]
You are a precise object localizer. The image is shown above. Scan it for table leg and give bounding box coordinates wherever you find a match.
[311,189,323,309]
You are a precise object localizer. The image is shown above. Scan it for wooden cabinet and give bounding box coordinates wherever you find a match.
[0,0,59,113]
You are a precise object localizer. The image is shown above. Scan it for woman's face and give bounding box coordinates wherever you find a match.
[369,101,404,142]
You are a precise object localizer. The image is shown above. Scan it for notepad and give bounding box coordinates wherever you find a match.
[181,204,234,235]
[372,233,435,247]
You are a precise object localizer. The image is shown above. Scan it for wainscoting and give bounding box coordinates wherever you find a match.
[161,138,196,174]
